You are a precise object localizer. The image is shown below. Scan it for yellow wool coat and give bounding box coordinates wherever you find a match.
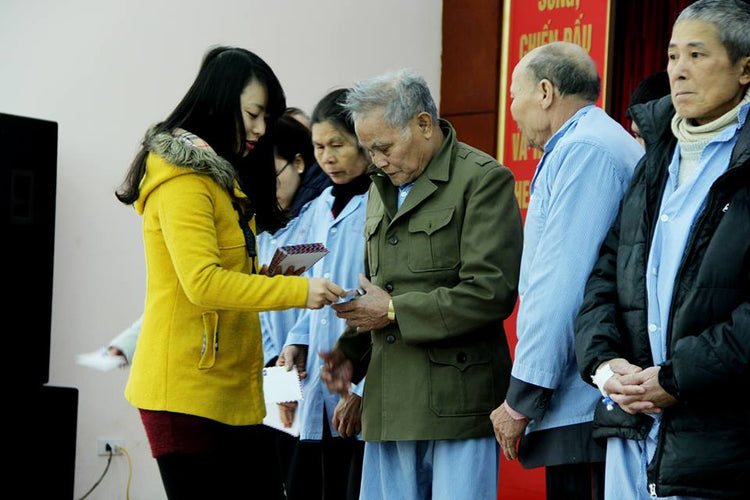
[124,132,308,426]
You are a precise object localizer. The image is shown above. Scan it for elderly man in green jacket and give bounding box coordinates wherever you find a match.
[323,69,523,500]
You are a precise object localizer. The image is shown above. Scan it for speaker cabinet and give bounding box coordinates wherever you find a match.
[2,113,77,498]
[0,112,57,386]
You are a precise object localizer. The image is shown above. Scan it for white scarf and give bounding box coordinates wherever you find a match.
[670,86,750,186]
[671,86,750,143]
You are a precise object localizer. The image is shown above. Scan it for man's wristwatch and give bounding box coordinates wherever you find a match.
[387,299,396,322]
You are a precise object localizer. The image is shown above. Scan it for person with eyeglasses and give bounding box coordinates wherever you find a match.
[115,46,345,499]
[258,111,334,371]
[274,88,372,500]
[272,111,332,219]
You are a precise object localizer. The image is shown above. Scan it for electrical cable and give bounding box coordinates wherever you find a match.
[120,445,133,500]
[77,446,113,500]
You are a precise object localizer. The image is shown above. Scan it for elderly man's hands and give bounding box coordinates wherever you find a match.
[612,366,677,414]
[597,359,677,414]
[332,392,362,438]
[490,402,529,461]
[332,275,391,332]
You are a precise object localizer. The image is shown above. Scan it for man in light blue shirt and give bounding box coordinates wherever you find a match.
[490,41,643,500]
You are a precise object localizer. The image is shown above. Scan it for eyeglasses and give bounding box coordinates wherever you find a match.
[275,161,291,177]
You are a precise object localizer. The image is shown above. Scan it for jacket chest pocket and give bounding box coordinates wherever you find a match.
[427,346,495,416]
[407,207,460,272]
[364,215,383,276]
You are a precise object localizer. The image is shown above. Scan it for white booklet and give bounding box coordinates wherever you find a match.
[262,366,303,403]
[262,366,303,436]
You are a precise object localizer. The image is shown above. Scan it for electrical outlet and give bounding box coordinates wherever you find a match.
[97,439,124,456]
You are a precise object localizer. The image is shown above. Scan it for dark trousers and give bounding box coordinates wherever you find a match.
[156,424,284,499]
[284,418,365,500]
[546,462,605,500]
[275,430,298,496]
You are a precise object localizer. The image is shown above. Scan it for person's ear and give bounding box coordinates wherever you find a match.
[738,56,750,86]
[293,153,305,174]
[417,112,433,139]
[539,79,555,110]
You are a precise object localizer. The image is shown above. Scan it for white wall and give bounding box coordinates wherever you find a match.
[0,1,442,498]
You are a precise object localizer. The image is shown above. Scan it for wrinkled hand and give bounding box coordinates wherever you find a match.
[319,349,353,393]
[278,401,297,428]
[613,366,677,414]
[307,278,346,309]
[490,402,529,461]
[606,358,643,377]
[332,275,391,331]
[277,344,308,380]
[332,392,362,438]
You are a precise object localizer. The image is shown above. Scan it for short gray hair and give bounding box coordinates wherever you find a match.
[676,0,750,64]
[344,69,439,131]
[525,42,600,103]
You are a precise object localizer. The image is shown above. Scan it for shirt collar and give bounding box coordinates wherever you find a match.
[543,105,594,153]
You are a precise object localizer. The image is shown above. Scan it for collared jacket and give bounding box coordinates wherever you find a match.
[125,131,308,426]
[575,96,750,499]
[284,186,368,440]
[337,120,523,441]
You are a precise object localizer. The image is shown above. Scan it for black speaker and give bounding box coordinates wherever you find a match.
[2,113,77,498]
[0,112,57,386]
[12,385,79,498]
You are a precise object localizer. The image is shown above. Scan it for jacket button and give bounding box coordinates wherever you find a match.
[456,352,467,363]
[386,335,396,344]
[385,283,394,292]
[389,236,399,245]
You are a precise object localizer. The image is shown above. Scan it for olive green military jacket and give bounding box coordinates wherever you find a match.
[338,121,523,441]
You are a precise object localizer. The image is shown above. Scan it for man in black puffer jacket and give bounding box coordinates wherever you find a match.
[574,1,750,498]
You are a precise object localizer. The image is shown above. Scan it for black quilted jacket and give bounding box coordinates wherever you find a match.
[575,95,750,499]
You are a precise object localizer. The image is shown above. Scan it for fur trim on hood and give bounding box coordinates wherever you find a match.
[147,129,237,193]
[133,129,247,216]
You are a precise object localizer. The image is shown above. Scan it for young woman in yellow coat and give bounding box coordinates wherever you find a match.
[116,46,344,499]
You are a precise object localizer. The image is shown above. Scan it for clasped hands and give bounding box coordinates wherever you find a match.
[599,358,677,414]
[490,357,679,461]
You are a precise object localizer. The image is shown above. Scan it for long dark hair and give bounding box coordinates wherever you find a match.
[117,46,286,231]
